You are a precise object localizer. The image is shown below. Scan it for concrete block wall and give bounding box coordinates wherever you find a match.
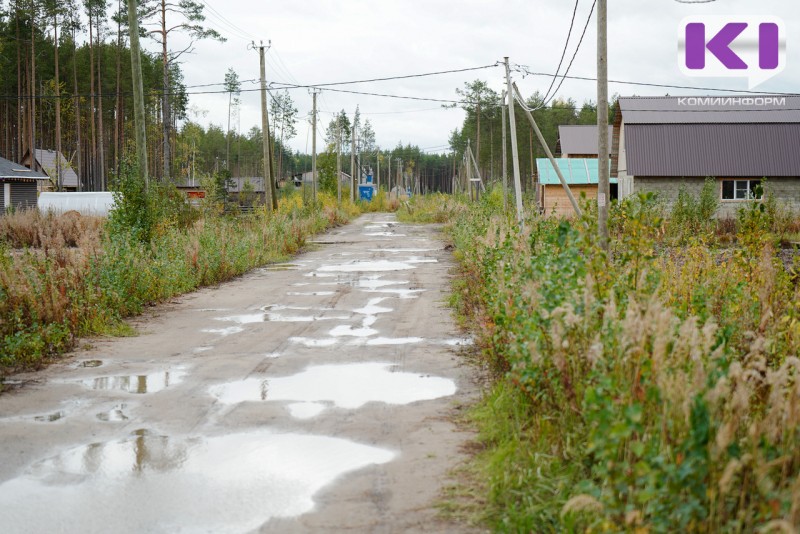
[633,176,800,219]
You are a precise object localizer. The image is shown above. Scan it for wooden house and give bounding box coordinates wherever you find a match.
[0,155,51,210]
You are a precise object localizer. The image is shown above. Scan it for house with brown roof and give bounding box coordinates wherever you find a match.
[612,95,800,217]
[556,125,613,158]
[21,149,80,191]
[0,155,51,210]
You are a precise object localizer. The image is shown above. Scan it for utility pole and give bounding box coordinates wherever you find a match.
[350,114,357,202]
[253,40,276,211]
[336,121,342,204]
[501,89,508,210]
[387,153,391,194]
[126,0,148,188]
[311,89,319,204]
[504,57,524,224]
[597,0,610,250]
[377,152,381,192]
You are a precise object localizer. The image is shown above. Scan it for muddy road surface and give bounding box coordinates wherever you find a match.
[0,214,481,533]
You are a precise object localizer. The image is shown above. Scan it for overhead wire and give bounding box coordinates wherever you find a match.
[541,0,581,104]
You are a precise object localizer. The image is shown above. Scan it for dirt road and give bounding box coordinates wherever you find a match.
[0,213,480,533]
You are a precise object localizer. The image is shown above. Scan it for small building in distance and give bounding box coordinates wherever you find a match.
[556,125,613,158]
[0,155,51,210]
[536,157,616,217]
[21,148,80,191]
[612,95,800,216]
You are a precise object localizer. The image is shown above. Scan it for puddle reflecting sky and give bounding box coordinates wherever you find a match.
[317,260,415,272]
[81,369,186,394]
[210,362,456,409]
[0,430,393,533]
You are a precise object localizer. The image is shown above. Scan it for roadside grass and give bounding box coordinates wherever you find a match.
[0,179,365,377]
[404,187,800,532]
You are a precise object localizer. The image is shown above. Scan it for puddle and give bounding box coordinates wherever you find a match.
[354,298,393,315]
[329,324,379,338]
[78,360,103,368]
[286,291,336,297]
[405,257,438,264]
[317,260,415,273]
[364,232,406,237]
[369,248,437,253]
[264,352,282,359]
[364,224,390,230]
[196,308,230,312]
[33,411,66,423]
[357,278,409,290]
[0,430,393,532]
[442,338,475,347]
[211,362,456,408]
[287,402,326,419]
[365,288,425,299]
[81,369,186,394]
[193,346,213,354]
[96,404,129,422]
[366,337,424,346]
[202,326,245,337]
[289,337,338,348]
[215,314,265,324]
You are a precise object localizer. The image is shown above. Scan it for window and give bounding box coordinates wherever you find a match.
[721,179,763,201]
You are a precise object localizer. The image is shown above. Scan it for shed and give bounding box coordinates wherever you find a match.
[536,158,616,217]
[0,155,51,210]
[21,148,80,191]
[556,125,613,158]
[611,95,800,216]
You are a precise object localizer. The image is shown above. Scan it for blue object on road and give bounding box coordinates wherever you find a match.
[358,185,375,201]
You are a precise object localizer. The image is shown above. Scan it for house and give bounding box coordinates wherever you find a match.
[536,157,616,217]
[556,125,613,158]
[612,95,800,216]
[175,176,206,205]
[21,148,80,191]
[293,171,352,188]
[0,155,51,210]
[227,177,266,205]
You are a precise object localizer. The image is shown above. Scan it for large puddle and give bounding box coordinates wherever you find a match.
[0,429,393,533]
[317,260,415,272]
[210,362,457,410]
[80,369,186,394]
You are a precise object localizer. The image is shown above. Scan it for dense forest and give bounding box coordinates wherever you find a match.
[0,0,609,195]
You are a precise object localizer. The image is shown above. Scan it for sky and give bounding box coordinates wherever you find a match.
[152,0,800,155]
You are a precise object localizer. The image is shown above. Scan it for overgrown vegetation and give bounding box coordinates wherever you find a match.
[404,187,800,532]
[0,165,365,376]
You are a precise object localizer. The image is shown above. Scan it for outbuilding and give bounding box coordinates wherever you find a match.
[612,95,800,216]
[0,155,51,210]
[536,157,616,217]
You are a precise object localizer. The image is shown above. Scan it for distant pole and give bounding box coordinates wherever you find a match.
[255,40,274,211]
[350,116,358,202]
[377,151,381,192]
[501,90,508,210]
[336,121,342,204]
[126,0,148,188]
[387,153,391,194]
[597,0,610,250]
[311,89,318,204]
[504,57,524,224]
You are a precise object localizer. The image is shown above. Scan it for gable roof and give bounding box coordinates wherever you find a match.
[615,95,800,177]
[536,158,616,185]
[0,155,50,180]
[557,125,613,155]
[23,149,79,187]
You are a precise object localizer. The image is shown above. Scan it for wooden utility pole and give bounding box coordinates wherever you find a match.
[512,83,582,219]
[377,152,380,192]
[350,115,356,202]
[336,121,341,204]
[501,90,508,210]
[255,41,276,211]
[504,57,524,224]
[53,11,62,190]
[127,0,148,187]
[597,0,610,249]
[387,152,391,194]
[311,89,319,204]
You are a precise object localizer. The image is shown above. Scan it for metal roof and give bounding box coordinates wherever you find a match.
[557,125,613,155]
[0,155,50,180]
[33,149,79,188]
[617,95,800,124]
[625,123,800,177]
[536,158,616,185]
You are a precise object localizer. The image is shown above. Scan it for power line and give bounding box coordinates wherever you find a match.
[542,0,581,104]
[275,64,500,89]
[539,0,596,109]
[514,66,800,96]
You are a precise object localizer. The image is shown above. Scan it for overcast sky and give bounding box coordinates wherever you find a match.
[157,0,799,155]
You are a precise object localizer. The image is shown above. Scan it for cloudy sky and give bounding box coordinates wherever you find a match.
[157,0,799,154]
